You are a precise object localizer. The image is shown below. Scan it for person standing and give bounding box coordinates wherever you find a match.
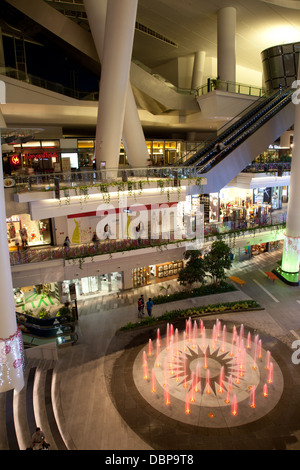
[63,236,70,247]
[138,297,143,318]
[140,294,145,315]
[138,294,145,317]
[92,232,99,244]
[146,298,154,316]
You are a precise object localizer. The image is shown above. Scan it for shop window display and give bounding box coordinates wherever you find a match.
[61,272,122,301]
[7,214,52,250]
[132,261,183,288]
[15,283,64,315]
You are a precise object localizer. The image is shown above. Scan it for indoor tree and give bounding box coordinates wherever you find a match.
[177,249,206,290]
[204,239,232,286]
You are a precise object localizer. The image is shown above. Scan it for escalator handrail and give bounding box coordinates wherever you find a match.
[185,88,290,166]
[192,88,292,169]
[197,88,294,174]
[177,88,288,166]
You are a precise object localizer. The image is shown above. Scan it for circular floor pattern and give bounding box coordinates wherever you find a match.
[107,317,300,450]
[132,318,284,428]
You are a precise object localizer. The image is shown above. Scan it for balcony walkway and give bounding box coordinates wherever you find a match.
[9,209,286,267]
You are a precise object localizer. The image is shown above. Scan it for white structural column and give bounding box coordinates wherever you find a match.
[0,129,24,393]
[191,50,206,90]
[217,7,236,84]
[281,76,300,275]
[280,130,292,149]
[86,0,148,169]
[122,84,149,166]
[84,0,148,168]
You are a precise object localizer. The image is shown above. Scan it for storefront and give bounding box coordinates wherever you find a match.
[6,140,61,175]
[219,188,253,223]
[230,240,282,262]
[218,186,285,225]
[14,282,62,312]
[61,272,123,301]
[77,139,190,167]
[132,260,184,288]
[7,214,52,250]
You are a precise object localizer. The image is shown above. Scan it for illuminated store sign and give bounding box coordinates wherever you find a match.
[23,152,59,160]
[11,155,20,166]
[11,152,59,161]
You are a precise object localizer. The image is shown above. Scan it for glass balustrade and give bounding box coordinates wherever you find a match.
[9,212,286,266]
[13,166,201,193]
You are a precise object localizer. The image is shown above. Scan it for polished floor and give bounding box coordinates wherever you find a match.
[2,248,300,452]
[51,249,300,450]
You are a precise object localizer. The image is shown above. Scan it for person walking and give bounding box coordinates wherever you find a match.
[146,298,154,316]
[138,294,145,318]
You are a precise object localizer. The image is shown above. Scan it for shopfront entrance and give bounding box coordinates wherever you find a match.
[62,272,123,301]
[132,260,184,288]
[7,214,52,250]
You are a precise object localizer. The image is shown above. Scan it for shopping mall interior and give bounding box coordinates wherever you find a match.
[1,0,300,453]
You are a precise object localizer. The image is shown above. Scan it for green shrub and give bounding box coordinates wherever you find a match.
[120,300,261,331]
[152,282,236,305]
[57,306,71,316]
[38,307,51,319]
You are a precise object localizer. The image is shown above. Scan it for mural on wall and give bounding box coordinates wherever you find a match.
[72,219,81,243]
[67,217,98,244]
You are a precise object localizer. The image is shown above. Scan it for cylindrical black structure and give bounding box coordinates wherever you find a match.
[261,42,300,90]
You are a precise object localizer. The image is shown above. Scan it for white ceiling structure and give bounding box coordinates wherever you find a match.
[1,0,300,138]
[134,0,300,72]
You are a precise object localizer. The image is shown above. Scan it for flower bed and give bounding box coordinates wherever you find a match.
[120,299,262,331]
[152,282,236,305]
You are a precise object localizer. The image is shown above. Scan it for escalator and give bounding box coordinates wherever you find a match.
[178,87,295,193]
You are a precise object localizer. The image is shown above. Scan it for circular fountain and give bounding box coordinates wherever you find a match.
[133,317,284,428]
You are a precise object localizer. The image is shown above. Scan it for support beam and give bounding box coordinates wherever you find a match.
[191,50,206,90]
[0,127,24,393]
[84,0,148,169]
[217,7,236,84]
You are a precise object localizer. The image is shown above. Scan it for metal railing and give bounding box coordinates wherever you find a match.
[175,88,276,165]
[0,67,98,101]
[196,79,265,97]
[13,166,202,194]
[176,86,293,168]
[204,212,286,237]
[9,212,286,267]
[198,87,294,174]
[242,162,291,173]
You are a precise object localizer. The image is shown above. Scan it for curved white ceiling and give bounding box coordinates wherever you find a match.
[260,0,300,9]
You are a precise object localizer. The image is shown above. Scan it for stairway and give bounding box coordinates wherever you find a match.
[0,358,70,450]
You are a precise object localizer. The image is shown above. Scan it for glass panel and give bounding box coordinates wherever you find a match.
[282,44,294,54]
[283,53,296,76]
[272,78,286,89]
[286,76,296,87]
[268,56,284,77]
[293,43,300,53]
[268,45,282,57]
[295,53,299,71]
[262,60,271,81]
